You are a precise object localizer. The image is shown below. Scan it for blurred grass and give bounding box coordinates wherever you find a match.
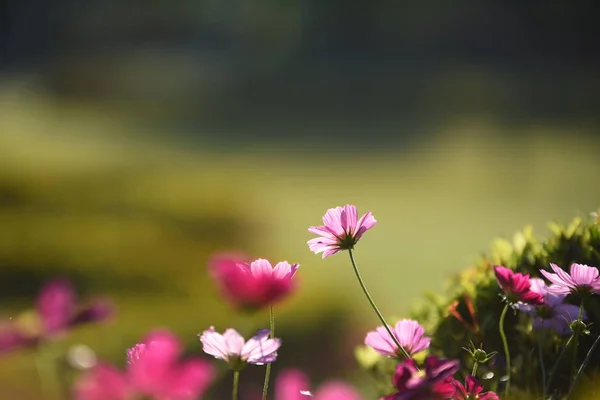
[1,87,600,398]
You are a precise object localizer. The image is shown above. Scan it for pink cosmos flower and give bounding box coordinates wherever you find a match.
[540,263,600,295]
[493,266,544,305]
[75,330,214,400]
[365,319,431,358]
[275,369,363,400]
[382,356,460,400]
[0,280,112,355]
[517,278,584,336]
[199,327,281,370]
[451,376,498,400]
[208,253,300,310]
[307,205,377,258]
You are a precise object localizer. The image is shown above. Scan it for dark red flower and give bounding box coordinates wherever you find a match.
[452,376,499,400]
[382,356,460,400]
[493,266,544,305]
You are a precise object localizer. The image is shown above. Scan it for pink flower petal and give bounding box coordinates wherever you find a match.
[164,358,215,400]
[340,205,358,234]
[272,262,293,280]
[249,259,273,278]
[223,329,246,356]
[37,280,76,334]
[75,364,130,400]
[275,369,311,400]
[314,382,362,400]
[552,264,576,287]
[465,376,483,395]
[242,329,281,364]
[365,330,395,356]
[128,330,182,392]
[570,263,599,285]
[199,326,230,361]
[322,207,345,237]
[355,212,377,240]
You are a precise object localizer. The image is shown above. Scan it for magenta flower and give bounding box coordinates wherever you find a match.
[382,356,460,400]
[275,369,363,400]
[517,278,584,336]
[307,204,377,258]
[493,266,544,305]
[0,280,112,355]
[451,376,498,400]
[540,263,600,295]
[199,326,281,370]
[75,330,214,400]
[208,253,300,310]
[365,319,431,358]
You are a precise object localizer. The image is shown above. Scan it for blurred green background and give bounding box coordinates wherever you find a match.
[1,1,600,399]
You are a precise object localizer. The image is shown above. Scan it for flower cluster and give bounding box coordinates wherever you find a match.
[3,204,600,400]
[494,263,597,336]
[0,280,112,355]
[76,330,214,400]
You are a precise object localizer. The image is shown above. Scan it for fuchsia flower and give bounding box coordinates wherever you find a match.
[518,278,584,336]
[275,369,363,400]
[75,330,214,400]
[540,263,600,295]
[208,253,299,310]
[199,326,281,370]
[365,319,431,358]
[307,205,377,258]
[0,280,112,355]
[451,376,498,400]
[382,356,460,400]
[493,266,544,305]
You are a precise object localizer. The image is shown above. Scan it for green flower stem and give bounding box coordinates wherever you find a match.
[538,340,547,398]
[566,334,600,400]
[471,360,479,377]
[499,304,511,399]
[546,335,574,394]
[34,342,64,400]
[233,371,240,400]
[261,305,275,400]
[348,249,411,360]
[570,302,585,384]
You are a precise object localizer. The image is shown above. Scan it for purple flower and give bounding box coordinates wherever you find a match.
[0,280,112,355]
[451,376,498,400]
[308,205,377,258]
[382,356,460,400]
[365,319,431,358]
[518,278,584,336]
[494,266,544,305]
[275,369,363,400]
[75,330,214,400]
[540,263,600,295]
[199,327,281,370]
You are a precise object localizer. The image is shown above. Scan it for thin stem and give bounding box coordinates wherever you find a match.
[261,305,275,400]
[570,302,585,385]
[566,334,600,400]
[546,335,574,394]
[232,371,240,400]
[348,249,411,360]
[538,340,547,398]
[34,342,64,400]
[471,360,479,377]
[499,304,511,399]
